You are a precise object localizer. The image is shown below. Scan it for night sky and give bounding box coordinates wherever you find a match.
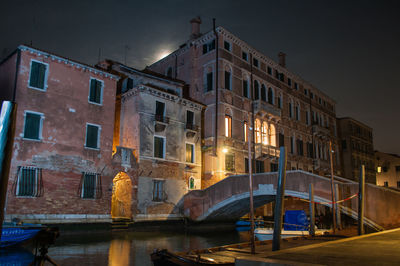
[1,0,399,154]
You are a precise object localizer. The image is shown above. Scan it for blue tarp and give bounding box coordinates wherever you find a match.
[284,210,309,231]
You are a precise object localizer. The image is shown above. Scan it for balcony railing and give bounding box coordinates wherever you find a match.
[312,124,330,136]
[254,143,280,159]
[185,123,199,131]
[253,100,281,119]
[154,114,169,124]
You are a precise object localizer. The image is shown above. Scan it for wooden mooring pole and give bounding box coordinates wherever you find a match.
[358,165,365,235]
[329,141,336,234]
[309,183,315,236]
[247,116,255,254]
[272,146,287,251]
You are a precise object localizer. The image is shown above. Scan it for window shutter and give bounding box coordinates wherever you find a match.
[89,80,96,102]
[24,113,41,139]
[155,101,165,116]
[186,111,194,125]
[95,80,102,103]
[86,125,98,148]
[37,63,46,89]
[207,72,213,91]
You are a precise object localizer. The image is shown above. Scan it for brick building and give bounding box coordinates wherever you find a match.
[375,151,400,188]
[337,117,375,183]
[0,45,121,223]
[97,60,204,221]
[148,18,341,188]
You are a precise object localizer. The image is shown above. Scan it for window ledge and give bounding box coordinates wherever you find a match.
[15,196,38,198]
[84,146,100,151]
[28,85,46,92]
[22,137,42,142]
[88,101,103,106]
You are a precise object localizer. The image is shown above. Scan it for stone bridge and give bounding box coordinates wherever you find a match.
[183,171,400,230]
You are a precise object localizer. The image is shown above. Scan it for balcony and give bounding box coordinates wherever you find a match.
[185,123,199,138]
[313,158,330,170]
[154,114,169,132]
[254,143,280,159]
[253,100,281,120]
[312,123,330,137]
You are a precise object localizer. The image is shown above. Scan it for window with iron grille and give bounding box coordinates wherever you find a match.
[29,60,48,91]
[89,78,103,104]
[79,172,102,199]
[14,166,43,197]
[152,180,165,201]
[225,154,235,172]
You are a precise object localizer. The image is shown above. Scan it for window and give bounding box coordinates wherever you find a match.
[225,153,235,172]
[294,82,299,90]
[319,97,322,105]
[304,89,308,96]
[242,52,248,61]
[245,158,249,173]
[255,160,264,173]
[278,95,282,109]
[224,41,231,51]
[306,111,310,125]
[205,71,213,92]
[202,39,215,54]
[85,123,100,149]
[186,143,194,163]
[225,115,232,137]
[290,137,294,154]
[396,166,400,172]
[255,119,261,143]
[166,67,173,78]
[89,78,103,104]
[244,122,248,142]
[155,101,165,122]
[122,78,134,92]
[254,81,259,100]
[154,136,165,159]
[224,71,231,90]
[295,105,300,121]
[15,167,42,197]
[279,73,284,82]
[279,133,284,147]
[384,181,388,187]
[28,60,48,90]
[186,110,194,128]
[268,87,274,104]
[253,58,259,67]
[307,143,313,158]
[382,166,388,172]
[80,172,101,199]
[261,121,268,145]
[267,66,272,75]
[397,181,400,189]
[270,163,278,172]
[261,85,267,102]
[297,139,304,156]
[152,180,165,201]
[310,92,314,99]
[289,102,293,118]
[288,78,292,87]
[189,177,195,190]
[23,111,43,140]
[243,79,249,98]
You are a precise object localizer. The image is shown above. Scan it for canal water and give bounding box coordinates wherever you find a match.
[46,227,251,266]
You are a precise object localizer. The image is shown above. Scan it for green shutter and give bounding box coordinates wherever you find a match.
[86,125,98,148]
[24,113,41,139]
[37,63,46,89]
[89,79,102,104]
[154,137,164,158]
[155,101,165,116]
[95,80,102,103]
[29,61,46,90]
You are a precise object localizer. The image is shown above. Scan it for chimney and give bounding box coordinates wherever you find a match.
[278,52,286,68]
[190,16,202,39]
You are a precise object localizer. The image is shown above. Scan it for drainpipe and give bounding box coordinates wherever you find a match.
[12,49,21,102]
[213,18,219,157]
[250,54,255,166]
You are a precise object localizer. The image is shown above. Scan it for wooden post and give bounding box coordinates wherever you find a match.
[329,141,336,234]
[335,183,342,230]
[358,165,365,235]
[0,102,17,234]
[272,146,287,251]
[247,117,255,254]
[309,183,315,236]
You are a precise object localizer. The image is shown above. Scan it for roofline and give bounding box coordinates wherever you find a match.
[337,117,372,130]
[18,45,120,80]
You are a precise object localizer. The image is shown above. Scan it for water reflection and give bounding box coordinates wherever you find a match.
[48,229,250,266]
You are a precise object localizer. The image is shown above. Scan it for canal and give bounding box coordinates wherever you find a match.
[47,226,251,265]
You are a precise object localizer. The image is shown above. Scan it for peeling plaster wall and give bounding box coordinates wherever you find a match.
[5,49,118,223]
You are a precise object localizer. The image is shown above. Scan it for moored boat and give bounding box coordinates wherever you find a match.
[0,222,44,248]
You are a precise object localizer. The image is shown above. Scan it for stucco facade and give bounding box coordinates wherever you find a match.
[148,18,340,188]
[97,60,204,221]
[0,45,120,223]
[375,151,400,188]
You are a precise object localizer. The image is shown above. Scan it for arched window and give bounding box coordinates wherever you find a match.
[268,87,274,104]
[277,93,282,109]
[288,98,293,118]
[269,124,276,147]
[244,121,248,142]
[295,102,300,121]
[189,176,195,190]
[262,121,268,145]
[261,84,267,102]
[255,119,261,143]
[254,80,259,100]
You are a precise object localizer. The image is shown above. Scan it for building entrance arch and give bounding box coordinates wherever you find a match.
[111,172,132,220]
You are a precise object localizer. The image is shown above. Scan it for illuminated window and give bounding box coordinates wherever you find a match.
[255,119,261,143]
[244,122,248,142]
[269,124,276,147]
[186,143,194,163]
[225,153,235,172]
[262,121,268,145]
[28,60,48,91]
[377,166,382,173]
[225,115,232,138]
